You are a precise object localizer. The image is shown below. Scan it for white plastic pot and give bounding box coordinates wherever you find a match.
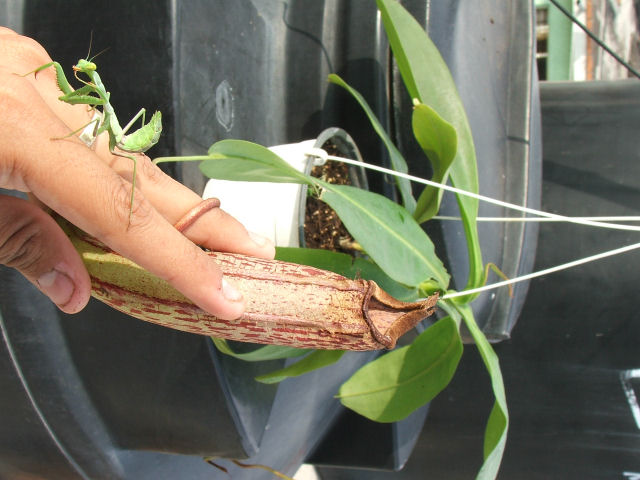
[202,128,368,248]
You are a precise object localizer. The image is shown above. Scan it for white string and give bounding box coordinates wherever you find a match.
[306,149,640,298]
[314,152,640,233]
[435,215,640,224]
[440,242,640,299]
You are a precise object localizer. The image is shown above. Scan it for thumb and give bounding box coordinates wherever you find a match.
[0,195,91,313]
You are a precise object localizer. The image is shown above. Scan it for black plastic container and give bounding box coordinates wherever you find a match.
[0,1,541,478]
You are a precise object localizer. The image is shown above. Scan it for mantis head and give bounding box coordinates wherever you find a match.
[73,59,97,73]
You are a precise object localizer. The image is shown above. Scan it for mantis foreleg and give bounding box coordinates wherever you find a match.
[58,84,105,106]
[20,61,74,96]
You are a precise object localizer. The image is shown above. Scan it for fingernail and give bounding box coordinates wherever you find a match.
[248,231,276,257]
[248,231,273,248]
[37,268,75,307]
[221,277,243,302]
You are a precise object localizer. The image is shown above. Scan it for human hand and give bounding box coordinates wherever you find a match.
[0,28,275,319]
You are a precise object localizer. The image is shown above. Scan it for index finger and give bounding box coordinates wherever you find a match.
[10,80,246,320]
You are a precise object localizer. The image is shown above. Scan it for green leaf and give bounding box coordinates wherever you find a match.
[275,247,419,301]
[412,102,458,221]
[377,0,483,291]
[328,74,416,213]
[275,247,355,276]
[351,257,420,301]
[211,338,309,362]
[255,350,345,384]
[337,317,462,422]
[453,302,508,480]
[318,182,449,289]
[201,139,312,185]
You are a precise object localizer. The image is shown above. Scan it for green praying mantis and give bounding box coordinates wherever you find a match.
[21,56,163,224]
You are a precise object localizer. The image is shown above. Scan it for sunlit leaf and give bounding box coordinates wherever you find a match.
[318,182,449,288]
[255,350,345,384]
[275,247,419,301]
[201,139,312,185]
[412,102,457,221]
[337,317,462,422]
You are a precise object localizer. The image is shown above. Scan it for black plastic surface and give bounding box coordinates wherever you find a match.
[0,1,540,478]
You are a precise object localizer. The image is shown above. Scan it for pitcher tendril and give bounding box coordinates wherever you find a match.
[20,56,162,225]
